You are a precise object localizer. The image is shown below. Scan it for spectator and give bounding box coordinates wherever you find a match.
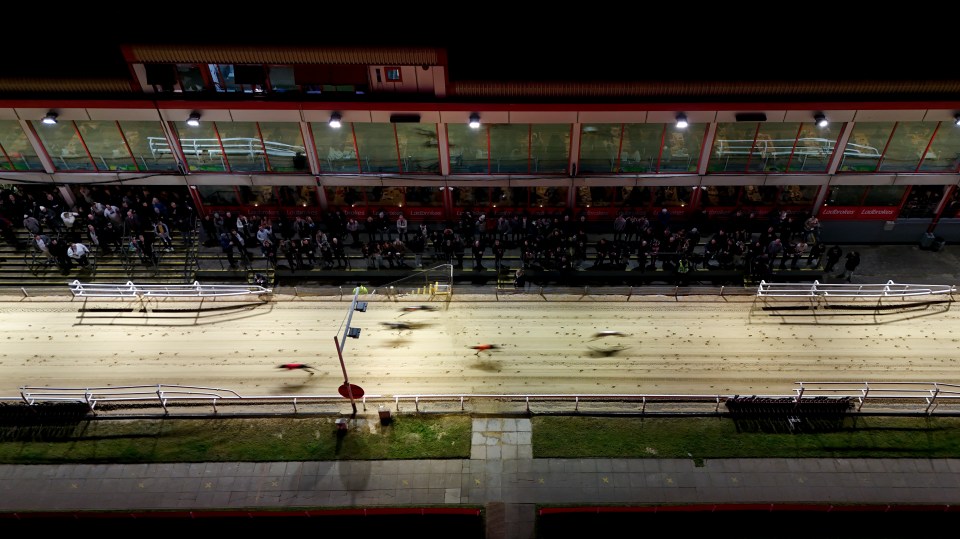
[219,232,237,269]
[836,250,861,282]
[472,239,486,270]
[67,241,91,268]
[260,239,278,268]
[48,237,71,271]
[346,217,361,247]
[153,219,173,252]
[824,245,843,273]
[34,234,53,262]
[396,213,408,242]
[23,214,41,235]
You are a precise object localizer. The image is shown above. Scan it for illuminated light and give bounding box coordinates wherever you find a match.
[186,112,201,127]
[41,112,58,125]
[468,113,481,129]
[675,113,688,129]
[329,112,342,128]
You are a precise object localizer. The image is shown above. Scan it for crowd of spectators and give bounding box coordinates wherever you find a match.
[0,185,196,274]
[0,183,825,281]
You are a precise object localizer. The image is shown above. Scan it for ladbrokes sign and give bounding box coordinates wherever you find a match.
[819,206,898,220]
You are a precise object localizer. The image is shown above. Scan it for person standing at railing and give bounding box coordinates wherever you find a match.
[67,241,91,268]
[395,212,408,242]
[219,232,238,269]
[260,238,278,268]
[346,217,361,248]
[33,233,53,262]
[823,245,843,273]
[153,218,173,252]
[836,251,861,282]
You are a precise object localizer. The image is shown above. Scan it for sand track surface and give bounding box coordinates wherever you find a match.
[0,293,957,398]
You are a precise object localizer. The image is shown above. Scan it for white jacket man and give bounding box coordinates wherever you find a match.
[67,242,91,266]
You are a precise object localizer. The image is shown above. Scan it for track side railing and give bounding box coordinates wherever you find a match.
[757,280,956,298]
[8,382,960,417]
[68,280,271,298]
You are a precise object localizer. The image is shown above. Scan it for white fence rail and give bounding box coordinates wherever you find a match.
[68,280,272,298]
[7,382,960,416]
[757,280,956,298]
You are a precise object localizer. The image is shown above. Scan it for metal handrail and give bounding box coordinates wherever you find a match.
[757,280,956,298]
[68,280,271,297]
[12,382,960,416]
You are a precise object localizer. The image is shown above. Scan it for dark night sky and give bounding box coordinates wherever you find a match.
[4,16,950,84]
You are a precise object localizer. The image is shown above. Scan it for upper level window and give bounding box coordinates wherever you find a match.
[384,67,401,82]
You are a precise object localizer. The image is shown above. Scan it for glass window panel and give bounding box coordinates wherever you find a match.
[403,186,443,207]
[863,185,907,206]
[257,122,307,173]
[708,123,758,173]
[878,121,934,172]
[0,120,42,171]
[312,122,359,173]
[216,121,266,173]
[32,120,95,171]
[899,185,946,218]
[354,123,401,173]
[531,185,568,208]
[701,185,741,207]
[578,124,622,173]
[838,122,891,172]
[787,123,840,173]
[778,185,820,205]
[654,186,691,207]
[277,186,317,207]
[452,186,490,207]
[119,120,179,172]
[176,122,227,172]
[195,185,239,205]
[943,188,960,218]
[490,186,521,210]
[75,120,136,172]
[826,185,867,205]
[447,124,488,173]
[238,185,278,206]
[268,66,297,92]
[396,124,441,174]
[509,187,528,206]
[490,124,530,173]
[324,186,364,207]
[531,124,570,174]
[177,64,206,92]
[576,185,620,207]
[212,64,238,92]
[660,124,703,173]
[919,122,960,172]
[742,185,781,206]
[360,185,404,206]
[751,122,803,173]
[620,124,662,173]
[622,185,653,208]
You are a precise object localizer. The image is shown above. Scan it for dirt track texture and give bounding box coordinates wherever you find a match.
[0,292,956,401]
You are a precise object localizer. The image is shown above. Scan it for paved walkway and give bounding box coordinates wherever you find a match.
[2,417,960,538]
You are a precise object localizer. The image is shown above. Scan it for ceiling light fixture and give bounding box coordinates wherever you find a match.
[675,113,688,129]
[468,113,481,129]
[954,113,960,126]
[814,113,829,127]
[329,112,342,129]
[41,112,58,125]
[186,112,201,127]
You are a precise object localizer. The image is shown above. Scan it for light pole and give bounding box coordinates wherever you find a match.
[334,289,367,415]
